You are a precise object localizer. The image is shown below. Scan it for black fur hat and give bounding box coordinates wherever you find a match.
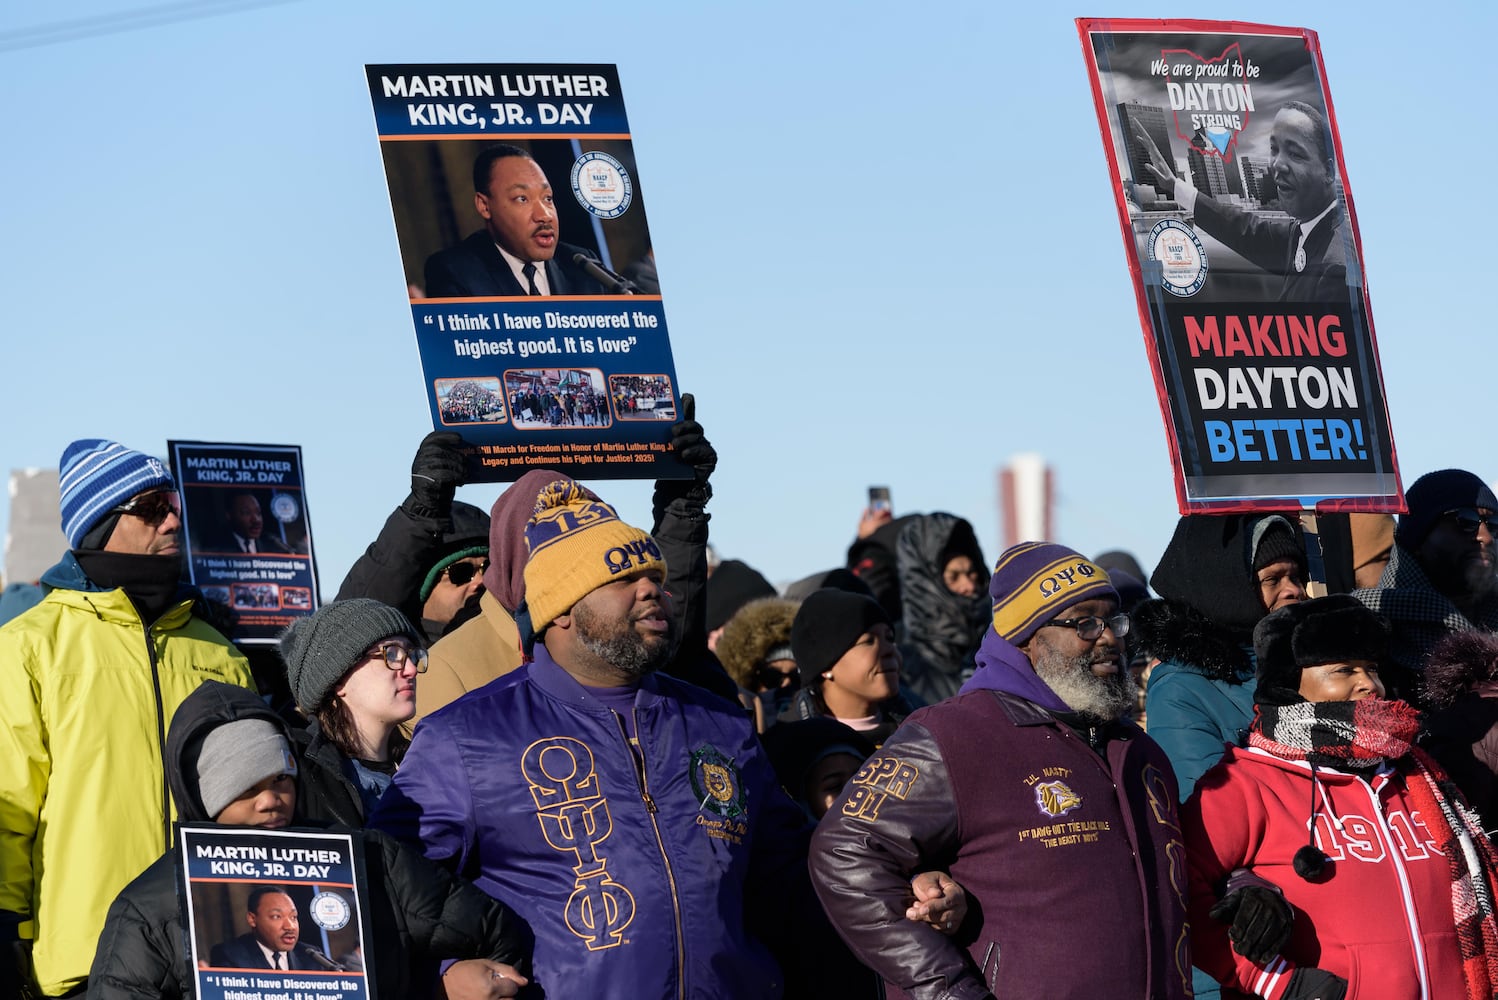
[1253,594,1389,707]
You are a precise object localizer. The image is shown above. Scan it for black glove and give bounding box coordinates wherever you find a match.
[1283,967,1347,1000]
[406,431,467,520]
[1209,872,1293,964]
[653,394,715,509]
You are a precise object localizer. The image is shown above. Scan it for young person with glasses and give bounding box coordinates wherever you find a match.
[276,599,429,826]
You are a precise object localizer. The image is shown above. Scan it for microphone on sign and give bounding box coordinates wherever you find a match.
[293,944,346,971]
[572,252,638,295]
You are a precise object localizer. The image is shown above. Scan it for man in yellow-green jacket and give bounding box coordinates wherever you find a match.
[0,439,254,997]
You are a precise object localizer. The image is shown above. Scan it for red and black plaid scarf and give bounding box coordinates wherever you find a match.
[1254,699,1498,999]
[1250,697,1420,773]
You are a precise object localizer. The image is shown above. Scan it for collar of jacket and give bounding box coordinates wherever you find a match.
[528,642,672,714]
[46,578,196,631]
[1131,597,1254,684]
[958,627,1070,713]
[39,549,202,628]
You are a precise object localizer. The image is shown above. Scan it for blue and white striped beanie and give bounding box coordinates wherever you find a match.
[59,439,176,549]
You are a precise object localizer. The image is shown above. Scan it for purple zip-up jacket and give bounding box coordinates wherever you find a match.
[372,645,833,999]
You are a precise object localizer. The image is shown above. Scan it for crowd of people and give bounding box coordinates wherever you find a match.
[505,377,607,429]
[438,381,506,425]
[609,375,674,419]
[5,418,1498,1000]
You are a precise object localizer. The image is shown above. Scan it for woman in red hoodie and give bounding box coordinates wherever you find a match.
[1183,595,1498,1000]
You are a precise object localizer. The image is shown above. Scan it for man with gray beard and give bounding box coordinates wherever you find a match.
[810,542,1194,1000]
[374,481,867,998]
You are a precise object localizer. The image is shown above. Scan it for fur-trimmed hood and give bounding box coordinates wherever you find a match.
[1423,630,1498,709]
[715,596,798,690]
[1131,597,1252,684]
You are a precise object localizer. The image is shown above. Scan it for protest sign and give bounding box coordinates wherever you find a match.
[366,64,689,483]
[169,441,319,643]
[1077,19,1402,513]
[180,825,371,992]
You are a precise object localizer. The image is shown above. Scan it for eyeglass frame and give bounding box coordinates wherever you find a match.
[1041,613,1132,642]
[108,490,182,527]
[444,559,491,587]
[364,641,429,673]
[1443,507,1498,536]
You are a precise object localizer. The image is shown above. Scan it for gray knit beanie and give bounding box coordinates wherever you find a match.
[279,599,420,713]
[197,718,298,818]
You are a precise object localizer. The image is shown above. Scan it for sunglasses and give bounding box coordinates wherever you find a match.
[751,664,801,692]
[365,642,429,673]
[1446,508,1498,535]
[444,559,490,586]
[109,491,181,527]
[1042,614,1132,642]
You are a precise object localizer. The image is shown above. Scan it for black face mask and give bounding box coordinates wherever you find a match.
[74,549,184,625]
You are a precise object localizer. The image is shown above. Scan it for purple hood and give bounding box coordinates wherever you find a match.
[958,627,1070,713]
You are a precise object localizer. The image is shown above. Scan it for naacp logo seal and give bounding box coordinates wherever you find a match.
[690,745,746,819]
[269,492,300,524]
[309,890,351,931]
[1034,780,1083,818]
[571,151,633,220]
[1147,219,1207,297]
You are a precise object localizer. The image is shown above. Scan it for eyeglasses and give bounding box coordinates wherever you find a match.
[1042,614,1131,641]
[365,642,428,673]
[109,491,181,527]
[444,559,490,587]
[1445,508,1498,535]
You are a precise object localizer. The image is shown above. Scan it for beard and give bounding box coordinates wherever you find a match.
[1032,649,1139,723]
[572,601,675,680]
[1460,558,1498,604]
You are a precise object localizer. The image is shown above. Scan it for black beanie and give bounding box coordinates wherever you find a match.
[1397,469,1498,549]
[705,560,777,633]
[761,717,875,802]
[1251,516,1305,573]
[790,589,892,689]
[1252,594,1389,706]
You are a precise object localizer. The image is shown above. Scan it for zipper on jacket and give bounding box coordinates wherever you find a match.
[1357,777,1432,998]
[981,941,1000,990]
[144,622,171,850]
[617,709,686,1000]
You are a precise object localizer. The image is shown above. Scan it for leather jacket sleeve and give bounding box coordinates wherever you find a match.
[809,722,994,1000]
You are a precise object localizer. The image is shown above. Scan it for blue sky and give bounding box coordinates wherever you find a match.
[3,1,1491,591]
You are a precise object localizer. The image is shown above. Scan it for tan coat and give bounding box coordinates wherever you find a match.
[409,590,523,731]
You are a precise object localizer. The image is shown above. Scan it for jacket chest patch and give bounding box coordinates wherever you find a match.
[690,744,746,819]
[1034,779,1083,818]
[1016,767,1113,848]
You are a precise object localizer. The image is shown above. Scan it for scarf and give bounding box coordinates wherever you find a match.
[1249,698,1420,773]
[1255,698,1498,999]
[74,549,185,625]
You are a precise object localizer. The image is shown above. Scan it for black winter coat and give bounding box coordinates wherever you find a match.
[292,721,369,828]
